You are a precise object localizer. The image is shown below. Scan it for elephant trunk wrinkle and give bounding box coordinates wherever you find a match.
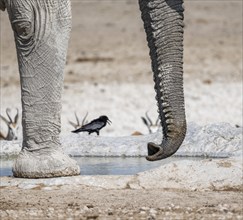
[139,0,186,161]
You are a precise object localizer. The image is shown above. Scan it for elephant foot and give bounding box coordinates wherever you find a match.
[13,149,80,178]
[146,142,165,161]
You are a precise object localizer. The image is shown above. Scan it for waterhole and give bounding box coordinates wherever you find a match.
[0,156,203,176]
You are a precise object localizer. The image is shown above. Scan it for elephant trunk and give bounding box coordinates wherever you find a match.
[3,0,80,177]
[139,0,186,161]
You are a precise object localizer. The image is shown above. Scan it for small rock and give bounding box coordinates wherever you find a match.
[139,211,146,215]
[48,207,55,212]
[140,207,149,211]
[149,208,157,218]
[86,204,94,209]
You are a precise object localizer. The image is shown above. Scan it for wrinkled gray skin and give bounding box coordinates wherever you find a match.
[139,0,186,161]
[0,0,186,178]
[0,0,80,178]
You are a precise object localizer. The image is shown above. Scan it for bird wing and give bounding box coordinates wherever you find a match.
[81,119,105,130]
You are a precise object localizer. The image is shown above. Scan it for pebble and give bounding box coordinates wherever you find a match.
[149,208,157,218]
[86,204,94,208]
[140,206,150,211]
[218,204,230,213]
[48,207,55,212]
[139,211,146,215]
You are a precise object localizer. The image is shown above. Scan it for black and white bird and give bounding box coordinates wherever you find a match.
[71,115,111,136]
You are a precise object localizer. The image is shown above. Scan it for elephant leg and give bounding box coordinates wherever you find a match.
[1,0,80,178]
[139,0,187,161]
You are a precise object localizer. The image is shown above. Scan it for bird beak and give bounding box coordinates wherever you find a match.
[107,119,112,125]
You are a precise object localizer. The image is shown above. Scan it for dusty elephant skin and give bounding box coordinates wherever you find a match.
[0,0,80,178]
[0,0,242,219]
[0,0,187,178]
[139,0,186,161]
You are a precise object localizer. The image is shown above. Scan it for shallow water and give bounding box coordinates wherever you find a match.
[0,156,200,176]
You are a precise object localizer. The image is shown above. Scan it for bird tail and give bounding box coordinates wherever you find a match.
[71,128,84,133]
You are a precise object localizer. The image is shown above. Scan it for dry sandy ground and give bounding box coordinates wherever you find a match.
[0,186,242,219]
[0,0,242,219]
